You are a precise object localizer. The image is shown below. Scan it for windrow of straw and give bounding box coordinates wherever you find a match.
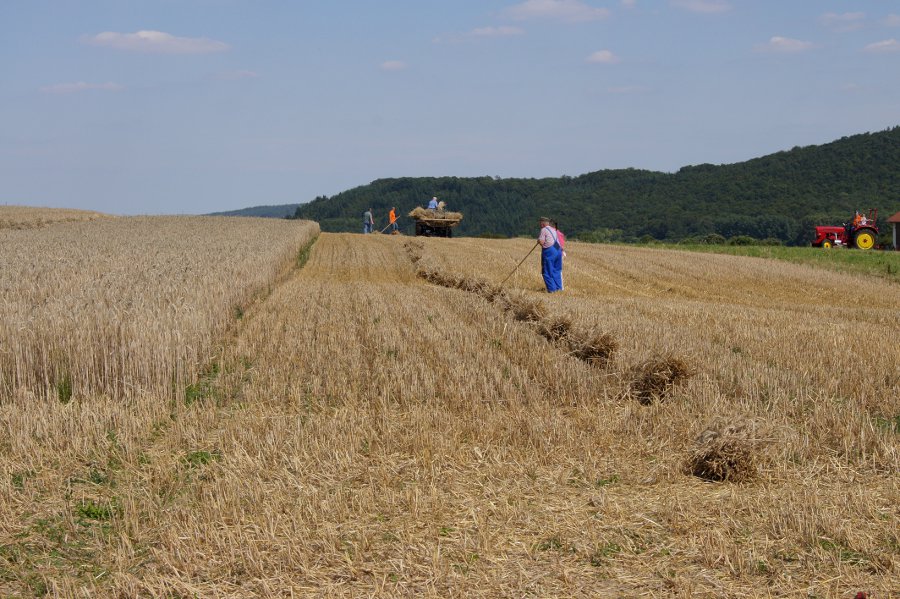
[409,250,619,370]
[404,239,425,263]
[628,355,695,404]
[685,417,770,482]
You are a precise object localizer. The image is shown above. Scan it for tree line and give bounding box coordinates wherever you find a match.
[291,127,900,245]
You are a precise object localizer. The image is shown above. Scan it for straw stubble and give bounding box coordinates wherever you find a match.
[0,221,897,597]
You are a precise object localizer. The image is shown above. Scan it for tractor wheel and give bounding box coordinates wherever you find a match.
[821,239,833,249]
[853,230,875,250]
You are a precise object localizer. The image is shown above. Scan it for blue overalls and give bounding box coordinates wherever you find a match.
[541,227,563,293]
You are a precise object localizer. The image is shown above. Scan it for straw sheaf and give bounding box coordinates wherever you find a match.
[537,314,573,343]
[686,417,770,483]
[629,355,695,404]
[505,293,549,323]
[566,329,619,369]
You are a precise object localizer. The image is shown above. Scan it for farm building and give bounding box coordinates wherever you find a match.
[890,211,900,250]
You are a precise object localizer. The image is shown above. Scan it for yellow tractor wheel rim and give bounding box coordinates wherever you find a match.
[856,232,874,250]
[822,240,832,249]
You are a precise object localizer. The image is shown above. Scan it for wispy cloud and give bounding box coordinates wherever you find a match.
[864,38,900,52]
[622,0,637,7]
[587,50,620,64]
[380,60,408,71]
[505,0,610,23]
[885,14,900,27]
[433,26,526,43]
[470,26,526,37]
[820,12,865,32]
[216,70,259,80]
[756,36,815,53]
[40,81,124,94]
[671,0,731,14]
[83,30,228,54]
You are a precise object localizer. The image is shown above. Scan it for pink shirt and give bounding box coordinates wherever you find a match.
[538,226,559,249]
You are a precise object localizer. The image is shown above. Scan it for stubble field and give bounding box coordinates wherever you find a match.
[0,212,897,597]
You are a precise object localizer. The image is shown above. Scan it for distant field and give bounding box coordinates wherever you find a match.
[0,230,897,597]
[673,243,900,284]
[0,205,109,229]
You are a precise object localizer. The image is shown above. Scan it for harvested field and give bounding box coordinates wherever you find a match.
[0,229,897,597]
[0,205,109,229]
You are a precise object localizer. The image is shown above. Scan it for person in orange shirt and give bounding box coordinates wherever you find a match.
[388,207,398,232]
[852,210,862,227]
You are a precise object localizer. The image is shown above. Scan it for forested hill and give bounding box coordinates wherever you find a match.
[210,204,301,218]
[290,127,900,245]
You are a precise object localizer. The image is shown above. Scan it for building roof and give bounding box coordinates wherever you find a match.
[888,211,900,224]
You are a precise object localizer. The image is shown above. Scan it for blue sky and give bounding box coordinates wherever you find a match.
[2,0,899,215]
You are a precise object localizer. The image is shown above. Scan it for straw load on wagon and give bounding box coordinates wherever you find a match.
[408,201,463,237]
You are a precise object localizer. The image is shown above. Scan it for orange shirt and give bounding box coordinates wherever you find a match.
[852,214,862,226]
[389,209,397,223]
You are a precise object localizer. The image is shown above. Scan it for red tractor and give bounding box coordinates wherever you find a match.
[812,208,879,250]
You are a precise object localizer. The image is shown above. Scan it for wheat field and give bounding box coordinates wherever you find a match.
[0,205,109,230]
[1,218,898,597]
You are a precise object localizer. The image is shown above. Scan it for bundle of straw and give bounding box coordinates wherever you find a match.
[686,417,767,483]
[567,329,618,368]
[629,355,695,404]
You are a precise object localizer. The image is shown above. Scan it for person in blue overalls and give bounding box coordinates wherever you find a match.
[537,217,563,293]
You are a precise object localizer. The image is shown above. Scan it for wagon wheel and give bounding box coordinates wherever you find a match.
[853,230,875,250]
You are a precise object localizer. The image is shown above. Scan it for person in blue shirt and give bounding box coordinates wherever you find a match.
[427,197,439,210]
[362,208,374,234]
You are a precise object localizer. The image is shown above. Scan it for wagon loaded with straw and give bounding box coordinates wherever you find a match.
[408,206,463,238]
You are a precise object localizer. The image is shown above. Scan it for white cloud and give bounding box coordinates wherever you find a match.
[587,50,620,64]
[820,12,865,32]
[884,14,900,27]
[864,38,900,52]
[40,81,123,94]
[671,0,731,14]
[505,0,610,22]
[83,30,228,54]
[756,36,815,53]
[622,0,637,7]
[470,26,526,37]
[380,60,408,71]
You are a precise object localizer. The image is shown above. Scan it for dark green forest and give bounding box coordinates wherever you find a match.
[286,127,900,245]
